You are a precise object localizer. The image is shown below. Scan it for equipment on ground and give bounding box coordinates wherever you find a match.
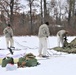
[2,57,14,67]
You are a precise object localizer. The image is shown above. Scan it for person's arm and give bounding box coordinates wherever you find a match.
[10,28,13,38]
[44,26,50,37]
[64,34,67,41]
[3,28,8,35]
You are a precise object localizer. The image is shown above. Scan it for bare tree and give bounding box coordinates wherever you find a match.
[0,0,22,25]
[44,0,48,22]
[26,0,40,35]
[67,0,76,24]
[40,0,43,24]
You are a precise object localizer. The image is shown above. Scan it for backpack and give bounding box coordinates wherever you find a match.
[2,57,14,67]
[17,53,39,67]
[25,58,38,67]
[25,53,39,67]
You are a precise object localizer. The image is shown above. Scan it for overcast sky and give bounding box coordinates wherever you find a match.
[19,0,67,14]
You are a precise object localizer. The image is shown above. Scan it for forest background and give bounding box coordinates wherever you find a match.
[0,0,76,36]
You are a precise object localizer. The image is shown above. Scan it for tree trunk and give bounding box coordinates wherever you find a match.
[10,0,14,25]
[40,0,43,24]
[30,0,33,35]
[44,0,47,22]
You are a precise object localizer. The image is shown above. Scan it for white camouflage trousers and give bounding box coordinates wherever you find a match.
[5,37,14,48]
[57,34,64,47]
[39,37,47,56]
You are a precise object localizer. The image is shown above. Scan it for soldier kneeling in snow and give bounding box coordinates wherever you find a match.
[57,30,68,47]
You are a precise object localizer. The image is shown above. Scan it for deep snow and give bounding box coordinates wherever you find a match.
[0,36,76,75]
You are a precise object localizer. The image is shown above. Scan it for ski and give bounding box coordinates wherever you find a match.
[0,48,21,51]
[36,56,50,60]
[8,48,13,55]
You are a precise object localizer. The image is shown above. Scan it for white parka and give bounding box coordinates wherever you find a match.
[38,24,50,38]
[3,27,13,38]
[57,30,67,38]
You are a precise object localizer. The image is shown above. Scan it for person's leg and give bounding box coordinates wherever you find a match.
[42,37,47,56]
[57,34,60,47]
[10,38,14,48]
[60,37,64,47]
[6,38,9,48]
[38,38,43,56]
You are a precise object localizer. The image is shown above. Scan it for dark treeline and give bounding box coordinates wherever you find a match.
[0,0,76,36]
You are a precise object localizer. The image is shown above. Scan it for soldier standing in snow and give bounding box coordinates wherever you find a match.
[38,22,50,57]
[3,24,14,49]
[57,30,68,47]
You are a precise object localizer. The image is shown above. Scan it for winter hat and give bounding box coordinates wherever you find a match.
[45,22,49,25]
[65,31,68,34]
[7,24,11,27]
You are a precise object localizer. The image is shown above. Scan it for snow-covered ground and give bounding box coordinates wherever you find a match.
[0,36,76,75]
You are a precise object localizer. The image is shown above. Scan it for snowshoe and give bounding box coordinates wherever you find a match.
[8,48,14,55]
[42,55,49,58]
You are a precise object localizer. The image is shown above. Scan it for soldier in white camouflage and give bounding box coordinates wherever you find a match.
[57,30,68,47]
[38,22,50,57]
[3,24,14,49]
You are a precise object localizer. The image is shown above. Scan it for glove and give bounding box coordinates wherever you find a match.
[46,36,48,38]
[10,35,12,38]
